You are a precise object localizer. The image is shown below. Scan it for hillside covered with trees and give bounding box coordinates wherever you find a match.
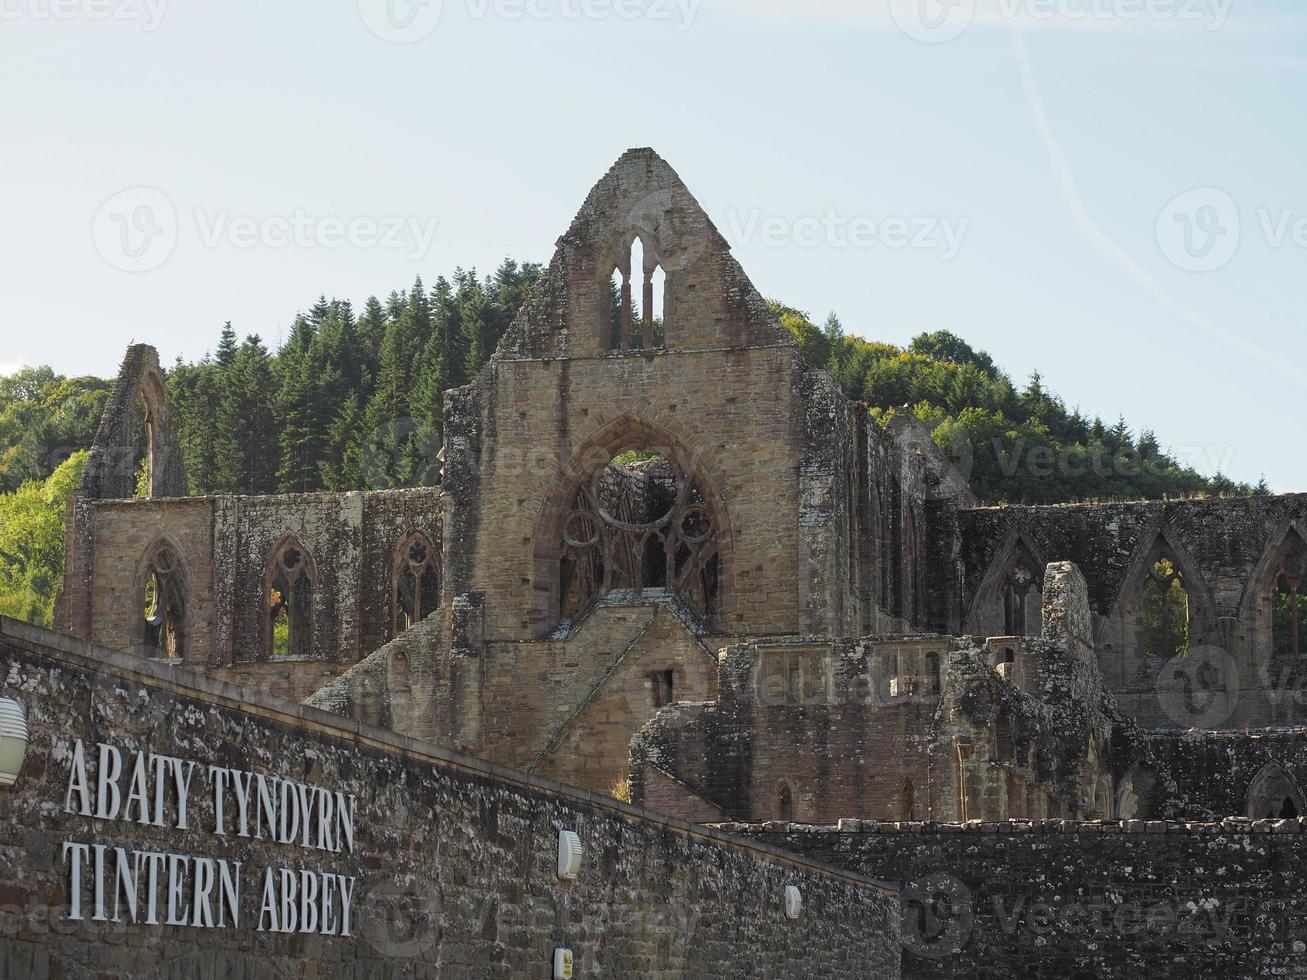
[0,260,1260,626]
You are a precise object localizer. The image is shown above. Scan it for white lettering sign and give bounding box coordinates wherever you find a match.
[60,739,357,934]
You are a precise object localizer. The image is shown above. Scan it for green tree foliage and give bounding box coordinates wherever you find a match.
[0,451,87,626]
[0,269,1259,627]
[0,368,109,493]
[770,301,1250,504]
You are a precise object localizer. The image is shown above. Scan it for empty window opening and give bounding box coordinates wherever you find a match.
[608,236,665,351]
[557,451,720,619]
[394,533,441,637]
[1003,562,1038,636]
[268,540,314,659]
[1143,556,1190,659]
[1246,763,1305,820]
[1273,542,1307,659]
[142,546,184,659]
[649,669,676,708]
[775,782,795,822]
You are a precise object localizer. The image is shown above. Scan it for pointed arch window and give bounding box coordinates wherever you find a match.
[1245,763,1304,819]
[558,450,721,620]
[1142,556,1190,659]
[900,780,916,820]
[775,781,796,822]
[141,545,184,660]
[393,533,441,637]
[1003,562,1040,636]
[266,539,315,659]
[608,235,666,351]
[1272,542,1307,659]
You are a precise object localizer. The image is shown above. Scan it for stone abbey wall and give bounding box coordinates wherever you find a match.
[630,563,1123,826]
[957,495,1307,729]
[741,820,1307,980]
[0,616,899,979]
[51,148,1307,855]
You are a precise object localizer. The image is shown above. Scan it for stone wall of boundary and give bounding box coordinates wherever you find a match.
[0,617,900,980]
[732,818,1307,980]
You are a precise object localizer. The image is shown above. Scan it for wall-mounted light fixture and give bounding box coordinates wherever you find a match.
[784,885,803,920]
[0,697,29,787]
[552,947,574,979]
[558,829,583,880]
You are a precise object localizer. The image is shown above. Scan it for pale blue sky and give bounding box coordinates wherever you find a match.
[1,0,1302,489]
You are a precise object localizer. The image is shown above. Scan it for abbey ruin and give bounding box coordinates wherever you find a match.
[15,149,1306,977]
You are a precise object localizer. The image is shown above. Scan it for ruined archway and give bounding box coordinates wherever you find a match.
[1245,761,1305,820]
[966,527,1049,638]
[530,416,733,632]
[1111,524,1217,661]
[79,345,187,501]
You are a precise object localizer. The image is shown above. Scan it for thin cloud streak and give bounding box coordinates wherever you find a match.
[1009,27,1307,387]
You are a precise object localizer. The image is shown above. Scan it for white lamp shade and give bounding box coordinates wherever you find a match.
[558,830,583,880]
[0,697,28,787]
[784,885,803,920]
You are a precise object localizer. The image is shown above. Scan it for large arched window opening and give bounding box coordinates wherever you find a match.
[607,234,666,351]
[1002,556,1042,637]
[1272,537,1307,660]
[557,450,722,620]
[1142,555,1190,659]
[1245,762,1305,819]
[266,537,315,659]
[140,543,185,660]
[392,532,441,637]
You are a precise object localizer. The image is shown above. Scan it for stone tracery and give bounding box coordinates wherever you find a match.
[558,453,721,620]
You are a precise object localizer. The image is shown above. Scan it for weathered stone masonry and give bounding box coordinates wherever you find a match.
[0,616,899,979]
[40,147,1307,977]
[739,820,1307,980]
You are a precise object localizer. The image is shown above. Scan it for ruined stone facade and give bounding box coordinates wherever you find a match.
[0,617,897,979]
[56,149,1307,851]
